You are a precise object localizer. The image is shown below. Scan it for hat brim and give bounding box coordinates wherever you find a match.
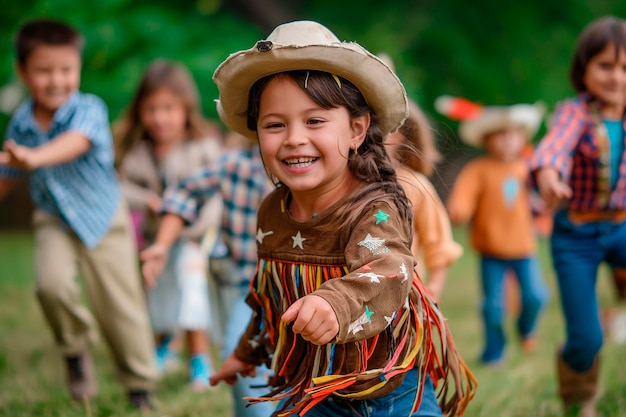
[459,104,544,147]
[213,43,408,141]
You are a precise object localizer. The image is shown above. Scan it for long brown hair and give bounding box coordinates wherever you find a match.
[247,70,412,225]
[114,59,219,163]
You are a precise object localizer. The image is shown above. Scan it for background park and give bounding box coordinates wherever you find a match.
[1,0,626,416]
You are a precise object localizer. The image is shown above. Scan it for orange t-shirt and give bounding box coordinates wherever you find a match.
[447,157,536,258]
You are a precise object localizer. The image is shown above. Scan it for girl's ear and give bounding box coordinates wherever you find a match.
[350,113,370,149]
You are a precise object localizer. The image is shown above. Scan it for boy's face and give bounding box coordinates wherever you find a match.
[17,44,81,116]
[482,126,526,162]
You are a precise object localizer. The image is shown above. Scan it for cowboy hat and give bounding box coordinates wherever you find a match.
[213,20,408,141]
[435,96,545,147]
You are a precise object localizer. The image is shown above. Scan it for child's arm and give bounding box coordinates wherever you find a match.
[425,266,448,302]
[140,213,184,287]
[406,172,462,301]
[209,352,257,386]
[139,163,223,285]
[311,200,418,344]
[529,99,585,205]
[446,160,481,224]
[535,167,573,210]
[1,132,91,170]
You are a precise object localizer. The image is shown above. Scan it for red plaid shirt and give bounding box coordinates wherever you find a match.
[530,96,626,210]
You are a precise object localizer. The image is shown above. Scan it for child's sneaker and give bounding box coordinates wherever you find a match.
[189,354,213,391]
[155,337,180,373]
[521,336,537,353]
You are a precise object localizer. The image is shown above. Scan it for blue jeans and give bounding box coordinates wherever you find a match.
[279,369,442,417]
[480,255,549,363]
[551,209,626,371]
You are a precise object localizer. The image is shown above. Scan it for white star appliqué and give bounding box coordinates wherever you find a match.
[357,271,385,283]
[347,306,374,335]
[291,231,306,249]
[256,228,274,244]
[400,263,409,283]
[384,311,397,327]
[357,233,390,254]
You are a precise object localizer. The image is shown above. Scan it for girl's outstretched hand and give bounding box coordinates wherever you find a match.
[536,168,572,209]
[282,295,339,345]
[140,243,169,287]
[210,353,256,386]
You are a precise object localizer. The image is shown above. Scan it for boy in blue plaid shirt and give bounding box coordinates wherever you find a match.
[0,19,157,409]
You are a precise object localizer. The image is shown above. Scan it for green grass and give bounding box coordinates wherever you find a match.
[0,229,625,416]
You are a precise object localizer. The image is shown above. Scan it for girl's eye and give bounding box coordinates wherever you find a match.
[598,62,612,70]
[264,122,283,129]
[307,118,324,125]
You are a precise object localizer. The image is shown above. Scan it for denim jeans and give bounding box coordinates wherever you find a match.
[278,368,441,417]
[479,255,549,363]
[551,209,626,371]
[210,256,276,417]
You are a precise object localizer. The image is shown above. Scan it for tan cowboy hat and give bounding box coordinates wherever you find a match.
[435,96,545,147]
[213,20,408,141]
[458,103,545,147]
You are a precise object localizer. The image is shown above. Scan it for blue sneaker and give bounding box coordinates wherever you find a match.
[189,354,214,391]
[155,336,180,373]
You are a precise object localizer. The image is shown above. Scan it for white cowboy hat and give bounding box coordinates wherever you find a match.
[458,103,545,147]
[213,20,408,141]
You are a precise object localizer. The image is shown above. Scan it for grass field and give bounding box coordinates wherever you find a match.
[0,228,625,417]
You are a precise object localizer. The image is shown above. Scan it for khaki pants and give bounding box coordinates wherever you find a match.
[33,202,157,391]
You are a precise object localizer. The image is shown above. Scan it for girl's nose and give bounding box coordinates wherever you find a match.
[283,126,308,148]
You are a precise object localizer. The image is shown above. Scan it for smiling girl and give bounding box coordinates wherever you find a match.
[530,15,626,417]
[206,21,476,417]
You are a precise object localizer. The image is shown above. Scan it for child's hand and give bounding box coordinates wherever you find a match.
[140,243,169,287]
[209,353,256,386]
[282,295,339,345]
[147,194,162,213]
[536,168,572,209]
[0,140,40,170]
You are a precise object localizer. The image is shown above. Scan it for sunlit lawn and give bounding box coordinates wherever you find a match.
[0,228,624,417]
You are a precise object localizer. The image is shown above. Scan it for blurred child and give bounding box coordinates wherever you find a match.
[529,16,626,416]
[199,20,476,416]
[115,59,222,390]
[443,97,549,366]
[386,99,463,301]
[140,134,277,417]
[0,19,157,409]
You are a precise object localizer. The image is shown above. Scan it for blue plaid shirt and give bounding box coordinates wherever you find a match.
[161,146,273,285]
[1,92,120,248]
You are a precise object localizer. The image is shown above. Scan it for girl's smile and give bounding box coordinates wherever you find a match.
[257,75,367,219]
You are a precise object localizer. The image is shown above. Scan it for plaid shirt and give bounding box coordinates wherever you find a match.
[1,92,120,248]
[161,146,273,285]
[529,96,626,210]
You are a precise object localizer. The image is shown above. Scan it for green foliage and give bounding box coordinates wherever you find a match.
[1,0,625,141]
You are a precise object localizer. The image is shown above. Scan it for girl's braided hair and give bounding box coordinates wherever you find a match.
[246,70,412,226]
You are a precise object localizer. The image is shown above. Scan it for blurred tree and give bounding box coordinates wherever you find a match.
[1,0,625,227]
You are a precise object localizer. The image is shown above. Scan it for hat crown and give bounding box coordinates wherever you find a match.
[265,21,341,48]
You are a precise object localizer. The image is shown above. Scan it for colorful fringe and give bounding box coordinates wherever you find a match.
[244,259,477,416]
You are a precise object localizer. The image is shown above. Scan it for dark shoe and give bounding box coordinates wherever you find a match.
[128,390,153,411]
[65,353,98,400]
